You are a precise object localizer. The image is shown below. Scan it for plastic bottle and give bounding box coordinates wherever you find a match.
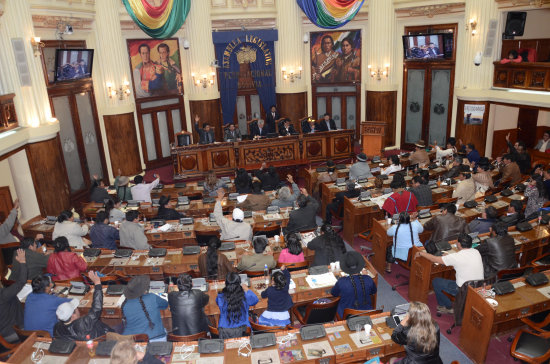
[86,335,94,357]
[264,264,270,285]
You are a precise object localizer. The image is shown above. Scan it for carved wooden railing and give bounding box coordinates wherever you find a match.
[0,94,18,133]
[493,62,550,92]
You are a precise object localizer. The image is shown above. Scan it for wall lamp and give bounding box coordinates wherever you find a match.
[468,18,477,36]
[282,66,302,82]
[30,37,45,57]
[192,72,215,88]
[368,64,389,80]
[107,81,131,100]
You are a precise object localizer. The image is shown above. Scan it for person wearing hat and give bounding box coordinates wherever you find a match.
[89,211,119,250]
[409,140,430,167]
[349,153,373,180]
[155,195,184,220]
[330,251,377,318]
[122,275,168,341]
[53,271,113,340]
[114,169,133,202]
[382,175,418,217]
[214,188,253,241]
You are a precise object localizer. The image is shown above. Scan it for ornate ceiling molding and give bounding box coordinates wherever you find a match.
[495,0,550,8]
[395,3,465,18]
[32,15,93,30]
[212,17,276,30]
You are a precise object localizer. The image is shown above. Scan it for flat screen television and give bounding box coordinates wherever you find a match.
[402,33,454,60]
[54,49,94,82]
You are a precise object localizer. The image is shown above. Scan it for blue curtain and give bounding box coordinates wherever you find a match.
[215,42,240,125]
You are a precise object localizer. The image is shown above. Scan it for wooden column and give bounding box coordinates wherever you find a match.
[366,91,397,146]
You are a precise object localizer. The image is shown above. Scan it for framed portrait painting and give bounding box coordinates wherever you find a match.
[127,38,183,99]
[310,30,361,84]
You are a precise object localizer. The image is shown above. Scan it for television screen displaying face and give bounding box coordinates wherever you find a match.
[402,33,453,60]
[54,49,94,82]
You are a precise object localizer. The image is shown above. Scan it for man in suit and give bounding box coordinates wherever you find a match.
[279,119,297,136]
[497,153,522,185]
[410,175,433,206]
[302,119,318,134]
[251,119,269,138]
[452,171,476,206]
[505,133,531,175]
[284,189,319,234]
[424,203,469,245]
[426,42,441,58]
[325,180,360,224]
[469,206,499,234]
[193,115,215,144]
[223,124,241,142]
[499,200,524,227]
[409,140,430,167]
[318,113,337,132]
[265,105,279,133]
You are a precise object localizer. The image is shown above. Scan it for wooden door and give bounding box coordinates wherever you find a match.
[312,84,360,136]
[235,92,264,135]
[517,108,539,148]
[0,187,13,224]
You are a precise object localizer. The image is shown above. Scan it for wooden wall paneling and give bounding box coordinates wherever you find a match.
[455,100,490,157]
[276,92,307,128]
[25,136,71,216]
[189,99,222,143]
[0,187,13,223]
[492,129,517,158]
[366,91,397,147]
[103,112,142,177]
[518,107,539,148]
[204,143,236,172]
[302,134,327,161]
[151,111,163,162]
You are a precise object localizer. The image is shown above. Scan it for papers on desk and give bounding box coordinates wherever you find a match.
[236,195,247,203]
[157,223,172,232]
[303,340,334,360]
[370,192,393,208]
[537,285,550,299]
[509,194,523,200]
[17,284,32,301]
[301,231,318,246]
[305,272,337,288]
[251,349,281,364]
[349,331,382,348]
[492,201,509,209]
[263,213,282,221]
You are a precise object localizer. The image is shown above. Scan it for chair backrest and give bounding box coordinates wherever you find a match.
[418,203,439,211]
[167,331,208,342]
[195,230,220,246]
[303,297,341,324]
[243,270,265,277]
[277,260,309,272]
[253,223,281,238]
[275,117,286,133]
[249,317,291,333]
[299,117,309,133]
[13,325,51,341]
[453,277,495,325]
[435,196,458,205]
[341,308,383,320]
[247,119,258,135]
[497,266,529,281]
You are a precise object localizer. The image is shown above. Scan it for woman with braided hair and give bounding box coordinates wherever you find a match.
[307,224,346,267]
[386,212,424,273]
[122,275,168,341]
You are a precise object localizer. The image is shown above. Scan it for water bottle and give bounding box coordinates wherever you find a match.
[264,264,270,285]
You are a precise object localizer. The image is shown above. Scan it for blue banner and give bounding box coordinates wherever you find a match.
[213,30,278,125]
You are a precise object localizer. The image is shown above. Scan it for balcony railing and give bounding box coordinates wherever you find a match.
[493,62,550,92]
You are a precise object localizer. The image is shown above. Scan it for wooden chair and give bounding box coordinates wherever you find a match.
[434,196,458,205]
[208,324,250,338]
[510,328,550,363]
[417,203,439,211]
[340,308,383,320]
[195,230,220,247]
[0,334,19,361]
[249,317,292,333]
[247,118,259,135]
[298,116,310,134]
[521,311,550,333]
[253,223,281,238]
[167,331,208,342]
[391,248,414,291]
[106,332,149,342]
[292,297,340,325]
[497,266,529,281]
[276,261,309,272]
[12,325,51,342]
[242,270,265,277]
[275,117,286,134]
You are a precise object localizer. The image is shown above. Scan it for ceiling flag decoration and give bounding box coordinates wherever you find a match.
[297,0,365,29]
[123,0,190,39]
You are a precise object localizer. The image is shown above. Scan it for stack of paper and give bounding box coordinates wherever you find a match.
[305,272,337,288]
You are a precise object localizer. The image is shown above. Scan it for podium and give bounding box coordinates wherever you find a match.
[360,121,386,157]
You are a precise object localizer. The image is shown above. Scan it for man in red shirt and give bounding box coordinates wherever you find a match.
[382,176,418,217]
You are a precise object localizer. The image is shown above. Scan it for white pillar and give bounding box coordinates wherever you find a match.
[8,150,40,222]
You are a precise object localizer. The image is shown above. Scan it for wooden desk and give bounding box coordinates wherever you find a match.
[302,129,354,162]
[343,197,384,243]
[172,142,237,178]
[8,313,405,363]
[460,271,550,363]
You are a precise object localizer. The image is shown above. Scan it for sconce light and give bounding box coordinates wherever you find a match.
[282,66,302,82]
[192,72,215,88]
[182,39,190,49]
[368,64,389,80]
[468,18,477,36]
[30,37,45,57]
[107,81,131,100]
[303,34,309,44]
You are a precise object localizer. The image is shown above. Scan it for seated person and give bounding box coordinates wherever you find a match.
[382,175,418,216]
[535,130,550,153]
[0,199,19,245]
[155,195,184,220]
[234,168,252,194]
[277,233,305,264]
[472,159,494,193]
[424,203,469,245]
[318,113,337,131]
[382,155,402,175]
[500,50,522,64]
[114,171,132,202]
[331,251,377,319]
[47,237,87,281]
[279,119,297,136]
[105,197,125,223]
[314,160,337,197]
[453,171,476,206]
[238,181,271,211]
[203,170,227,198]
[237,237,276,272]
[349,153,373,180]
[224,123,241,142]
[433,138,457,161]
[216,272,259,339]
[25,275,70,336]
[89,175,111,203]
[284,189,319,234]
[302,119,318,133]
[258,266,293,326]
[465,143,480,166]
[122,275,168,341]
[0,250,26,343]
[500,199,524,227]
[214,189,253,241]
[198,237,235,280]
[131,174,160,203]
[251,119,269,138]
[409,140,430,167]
[370,176,386,197]
[119,210,150,250]
[53,210,89,249]
[308,224,347,267]
[270,174,300,208]
[54,271,113,340]
[410,175,433,207]
[415,233,484,314]
[506,133,531,175]
[194,115,215,144]
[468,206,499,234]
[476,222,516,279]
[524,174,547,220]
[168,273,210,336]
[110,340,163,364]
[90,211,119,250]
[325,180,360,224]
[255,164,281,191]
[443,156,463,179]
[497,153,522,185]
[11,236,48,280]
[386,212,423,273]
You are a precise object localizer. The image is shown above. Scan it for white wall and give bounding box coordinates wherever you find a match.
[0,159,16,201]
[515,9,550,39]
[493,105,519,130]
[538,110,550,126]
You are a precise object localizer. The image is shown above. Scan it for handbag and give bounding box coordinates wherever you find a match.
[484,195,497,203]
[49,339,76,354]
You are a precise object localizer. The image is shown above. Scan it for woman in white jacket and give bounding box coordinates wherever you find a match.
[52,210,89,249]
